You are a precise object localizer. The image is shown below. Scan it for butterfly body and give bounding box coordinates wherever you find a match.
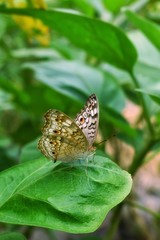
[38,94,99,162]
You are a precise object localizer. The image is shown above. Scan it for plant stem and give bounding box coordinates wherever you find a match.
[126,200,160,219]
[103,204,123,240]
[128,138,155,175]
[130,71,154,136]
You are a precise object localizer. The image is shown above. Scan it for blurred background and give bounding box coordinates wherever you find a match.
[0,0,160,240]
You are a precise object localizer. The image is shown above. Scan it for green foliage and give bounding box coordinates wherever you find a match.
[0,1,160,239]
[0,232,26,240]
[0,7,137,71]
[103,0,133,14]
[0,155,131,233]
[126,10,160,50]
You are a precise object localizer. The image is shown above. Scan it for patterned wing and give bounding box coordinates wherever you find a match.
[38,110,89,162]
[74,94,99,147]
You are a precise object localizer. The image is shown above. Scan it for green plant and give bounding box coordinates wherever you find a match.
[0,1,160,240]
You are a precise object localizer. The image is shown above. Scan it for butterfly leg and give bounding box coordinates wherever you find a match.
[92,152,96,164]
[88,151,96,164]
[85,157,89,176]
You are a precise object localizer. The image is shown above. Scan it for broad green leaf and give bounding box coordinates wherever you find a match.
[12,47,62,60]
[101,107,138,138]
[0,15,8,38]
[118,129,145,154]
[126,10,160,51]
[134,61,160,85]
[136,89,160,105]
[133,62,160,114]
[0,156,132,233]
[128,31,160,68]
[0,135,11,148]
[0,158,55,207]
[0,7,137,71]
[103,0,133,14]
[144,141,160,164]
[23,60,126,112]
[101,63,132,86]
[20,139,41,162]
[66,0,95,16]
[23,60,137,137]
[0,232,26,240]
[0,89,13,110]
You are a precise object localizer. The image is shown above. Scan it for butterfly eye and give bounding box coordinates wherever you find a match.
[79,117,85,124]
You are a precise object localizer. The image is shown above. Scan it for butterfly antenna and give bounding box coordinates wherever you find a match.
[95,133,116,146]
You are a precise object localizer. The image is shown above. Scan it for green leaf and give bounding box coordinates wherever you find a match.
[0,89,13,111]
[24,59,135,136]
[118,129,145,154]
[0,232,26,240]
[0,158,55,207]
[101,107,137,138]
[0,156,132,233]
[0,7,137,71]
[126,10,160,50]
[128,31,160,68]
[133,62,160,113]
[12,47,62,60]
[134,62,160,90]
[20,138,41,162]
[144,141,160,164]
[103,0,133,14]
[136,88,160,104]
[23,60,126,112]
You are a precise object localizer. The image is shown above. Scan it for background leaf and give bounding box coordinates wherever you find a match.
[0,232,26,240]
[23,60,126,111]
[103,0,133,14]
[126,10,160,50]
[0,7,137,72]
[0,1,159,239]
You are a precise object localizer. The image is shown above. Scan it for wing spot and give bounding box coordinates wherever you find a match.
[79,117,85,124]
[54,130,60,134]
[88,104,92,110]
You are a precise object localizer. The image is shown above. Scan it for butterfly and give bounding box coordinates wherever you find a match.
[38,94,99,162]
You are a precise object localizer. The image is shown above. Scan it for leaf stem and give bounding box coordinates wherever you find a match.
[130,71,154,136]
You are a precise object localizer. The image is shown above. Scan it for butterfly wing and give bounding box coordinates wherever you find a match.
[38,109,89,162]
[74,94,99,147]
